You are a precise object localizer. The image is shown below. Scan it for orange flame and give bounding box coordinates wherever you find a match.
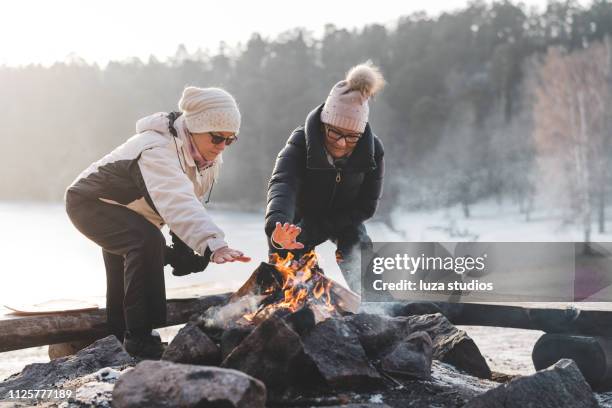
[243,251,336,323]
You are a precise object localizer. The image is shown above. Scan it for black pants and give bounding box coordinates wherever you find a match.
[269,222,372,293]
[65,191,166,340]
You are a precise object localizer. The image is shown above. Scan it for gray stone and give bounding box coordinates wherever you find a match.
[344,313,405,359]
[0,335,133,399]
[162,323,220,365]
[220,325,253,360]
[345,313,491,379]
[221,316,311,389]
[464,359,600,408]
[381,331,432,379]
[408,313,491,379]
[112,360,266,408]
[302,318,383,389]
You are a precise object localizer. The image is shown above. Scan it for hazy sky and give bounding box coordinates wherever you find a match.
[1,0,554,67]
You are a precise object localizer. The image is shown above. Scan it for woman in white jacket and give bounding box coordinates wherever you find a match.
[65,86,249,358]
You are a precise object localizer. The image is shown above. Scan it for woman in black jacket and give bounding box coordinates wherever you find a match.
[265,62,385,292]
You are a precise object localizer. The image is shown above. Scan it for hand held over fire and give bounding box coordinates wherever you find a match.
[272,222,305,250]
[212,246,251,264]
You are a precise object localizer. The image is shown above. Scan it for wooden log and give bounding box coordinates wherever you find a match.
[533,333,612,390]
[392,302,612,337]
[231,262,283,300]
[0,293,230,353]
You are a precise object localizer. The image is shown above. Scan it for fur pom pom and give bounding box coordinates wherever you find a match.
[346,61,385,97]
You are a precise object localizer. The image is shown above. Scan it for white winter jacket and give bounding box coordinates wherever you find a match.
[67,112,228,254]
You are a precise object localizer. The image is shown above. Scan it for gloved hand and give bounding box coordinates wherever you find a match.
[164,231,212,276]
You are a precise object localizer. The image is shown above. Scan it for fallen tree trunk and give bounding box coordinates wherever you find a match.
[392,302,612,337]
[533,334,612,390]
[0,293,230,352]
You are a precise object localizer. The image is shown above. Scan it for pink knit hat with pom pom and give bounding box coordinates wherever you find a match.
[321,61,386,133]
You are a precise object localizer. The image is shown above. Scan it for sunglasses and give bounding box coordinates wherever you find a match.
[209,132,238,146]
[325,125,362,144]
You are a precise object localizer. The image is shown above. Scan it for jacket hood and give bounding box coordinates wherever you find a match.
[136,112,172,134]
[304,104,377,172]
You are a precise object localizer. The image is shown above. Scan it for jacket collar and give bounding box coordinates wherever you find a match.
[304,103,377,171]
[174,116,198,168]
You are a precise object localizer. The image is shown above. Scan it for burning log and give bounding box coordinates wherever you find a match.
[229,252,360,327]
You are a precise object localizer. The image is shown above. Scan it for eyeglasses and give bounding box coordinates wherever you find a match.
[209,132,238,146]
[325,125,362,144]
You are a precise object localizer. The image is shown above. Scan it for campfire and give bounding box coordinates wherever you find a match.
[237,251,343,325]
[197,251,360,336]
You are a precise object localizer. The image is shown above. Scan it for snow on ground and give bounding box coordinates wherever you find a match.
[390,199,612,242]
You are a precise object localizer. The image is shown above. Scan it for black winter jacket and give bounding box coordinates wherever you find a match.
[265,104,385,239]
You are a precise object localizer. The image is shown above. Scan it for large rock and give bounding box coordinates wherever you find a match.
[221,316,312,389]
[162,323,220,365]
[301,318,383,389]
[344,313,406,358]
[112,360,266,408]
[220,325,253,360]
[0,335,133,399]
[345,313,491,379]
[380,331,432,379]
[464,359,600,408]
[408,313,491,379]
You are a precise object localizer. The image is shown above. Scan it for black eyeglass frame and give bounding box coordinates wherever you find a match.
[324,125,363,144]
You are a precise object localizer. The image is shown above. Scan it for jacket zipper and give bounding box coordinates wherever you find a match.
[328,169,342,208]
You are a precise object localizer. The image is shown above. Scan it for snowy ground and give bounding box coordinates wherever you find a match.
[1,199,612,382]
[389,199,612,242]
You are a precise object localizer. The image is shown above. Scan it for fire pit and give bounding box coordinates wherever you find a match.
[159,251,492,406]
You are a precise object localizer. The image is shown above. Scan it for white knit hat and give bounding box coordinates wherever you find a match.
[178,86,241,134]
[321,61,385,133]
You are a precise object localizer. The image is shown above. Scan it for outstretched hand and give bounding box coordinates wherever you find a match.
[211,246,251,264]
[271,222,305,250]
